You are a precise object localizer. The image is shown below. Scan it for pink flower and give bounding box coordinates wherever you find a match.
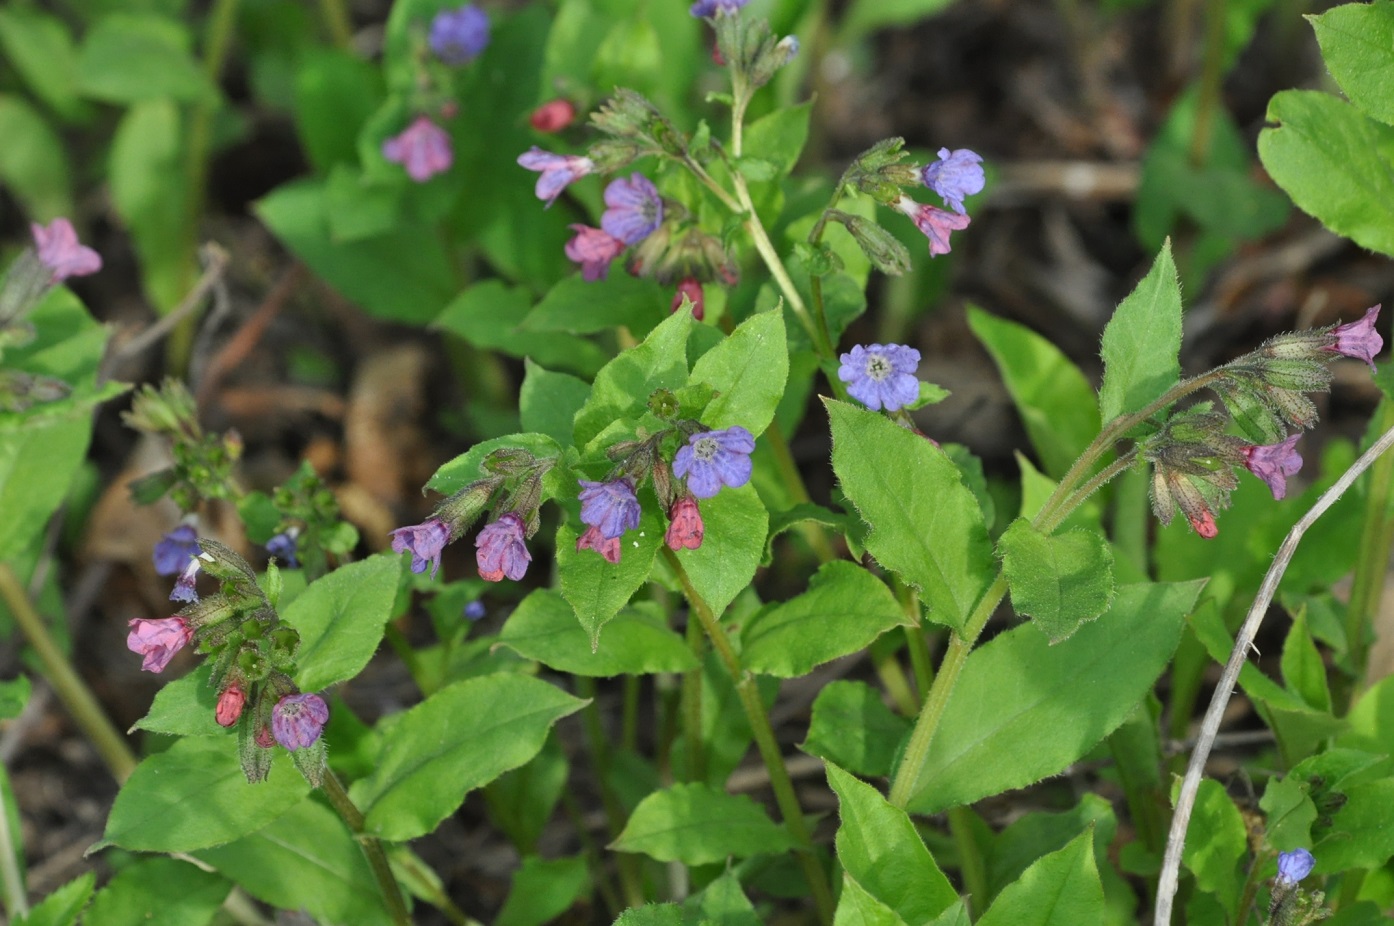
[893,195,970,256]
[272,693,329,750]
[476,513,531,582]
[530,99,577,133]
[565,225,625,281]
[254,724,276,749]
[672,277,704,320]
[576,525,621,563]
[31,219,101,283]
[216,683,246,727]
[126,617,193,673]
[665,496,704,551]
[390,517,452,580]
[1328,304,1383,370]
[1242,433,1303,501]
[517,147,596,206]
[382,117,453,182]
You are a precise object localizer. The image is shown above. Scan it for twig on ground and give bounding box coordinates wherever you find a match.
[1154,421,1394,925]
[106,243,231,373]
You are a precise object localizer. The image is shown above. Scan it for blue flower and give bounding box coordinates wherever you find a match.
[921,148,984,215]
[601,174,664,245]
[1276,849,1315,886]
[266,530,299,568]
[170,556,202,603]
[152,524,199,576]
[673,426,755,499]
[429,4,490,65]
[464,600,487,620]
[838,343,921,412]
[578,478,642,540]
[690,0,748,17]
[390,517,452,579]
[476,514,532,582]
[518,147,596,207]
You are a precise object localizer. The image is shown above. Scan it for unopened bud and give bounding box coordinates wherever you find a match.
[833,211,913,276]
[530,98,577,133]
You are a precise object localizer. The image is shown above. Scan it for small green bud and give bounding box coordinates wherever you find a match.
[830,211,913,276]
[648,389,681,420]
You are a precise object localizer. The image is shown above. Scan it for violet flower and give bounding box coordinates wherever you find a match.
[518,147,595,206]
[429,4,490,65]
[152,524,199,577]
[266,530,299,568]
[390,517,452,580]
[1276,849,1315,887]
[272,693,329,750]
[893,195,971,256]
[838,343,922,412]
[565,225,626,281]
[1241,434,1303,501]
[921,148,985,215]
[602,173,663,245]
[170,556,203,603]
[476,513,531,582]
[578,478,642,539]
[31,218,101,283]
[673,426,755,499]
[690,0,749,17]
[126,617,194,673]
[382,117,453,182]
[1328,304,1383,370]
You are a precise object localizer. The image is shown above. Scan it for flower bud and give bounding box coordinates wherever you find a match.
[832,211,913,276]
[530,98,577,133]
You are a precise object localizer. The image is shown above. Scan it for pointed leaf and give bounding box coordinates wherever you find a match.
[1098,242,1182,424]
[283,553,403,692]
[998,519,1115,643]
[803,680,912,778]
[611,782,797,865]
[573,309,693,449]
[673,484,768,619]
[826,400,994,631]
[833,874,910,926]
[498,590,697,676]
[1310,2,1394,126]
[689,308,788,434]
[558,506,665,649]
[81,857,228,926]
[977,832,1105,926]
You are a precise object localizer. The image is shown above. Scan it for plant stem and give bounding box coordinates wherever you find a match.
[664,549,835,925]
[1342,397,1394,702]
[320,771,412,926]
[0,766,27,919]
[682,616,707,782]
[317,0,353,48]
[622,674,642,753]
[0,565,137,782]
[947,805,989,914]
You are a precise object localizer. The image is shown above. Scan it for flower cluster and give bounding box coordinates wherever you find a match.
[381,4,492,183]
[126,539,329,784]
[1141,306,1383,538]
[389,448,550,585]
[892,148,983,257]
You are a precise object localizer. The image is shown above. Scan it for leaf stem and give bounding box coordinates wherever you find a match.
[0,564,137,783]
[664,548,835,924]
[320,770,412,926]
[0,767,27,919]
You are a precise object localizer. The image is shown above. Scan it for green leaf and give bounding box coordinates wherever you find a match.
[196,799,390,926]
[496,856,590,926]
[13,873,93,926]
[434,280,607,377]
[998,519,1115,643]
[109,98,190,311]
[0,96,72,221]
[672,484,768,619]
[744,101,813,178]
[572,309,693,450]
[1282,608,1332,712]
[1316,780,1394,872]
[1180,780,1246,916]
[611,782,797,864]
[498,590,697,676]
[986,794,1119,903]
[283,553,403,692]
[826,400,994,632]
[99,737,310,853]
[426,432,565,496]
[802,680,912,779]
[1097,242,1182,424]
[613,905,689,926]
[684,869,761,926]
[133,664,222,736]
[826,764,959,923]
[976,832,1105,926]
[906,581,1202,813]
[484,733,569,852]
[0,675,30,720]
[520,360,592,446]
[1258,774,1318,853]
[256,179,456,324]
[292,48,384,173]
[525,273,667,337]
[833,874,911,926]
[557,506,665,649]
[1310,2,1394,126]
[689,311,789,435]
[81,857,227,926]
[0,8,86,120]
[839,0,954,40]
[1258,90,1394,258]
[743,561,909,676]
[967,306,1101,479]
[77,14,218,103]
[352,674,586,841]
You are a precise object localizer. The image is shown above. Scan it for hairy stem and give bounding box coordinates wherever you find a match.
[321,771,412,926]
[1343,397,1394,701]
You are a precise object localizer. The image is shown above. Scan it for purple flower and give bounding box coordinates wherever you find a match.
[578,478,642,540]
[894,195,971,256]
[1241,434,1303,501]
[170,556,203,603]
[673,426,755,499]
[476,513,531,582]
[518,147,596,206]
[382,117,453,182]
[126,617,193,673]
[464,600,487,620]
[602,174,664,245]
[576,525,621,563]
[838,343,922,412]
[429,4,490,65]
[690,0,748,17]
[1276,848,1315,886]
[266,530,299,568]
[565,225,626,281]
[272,693,329,750]
[921,148,985,215]
[152,524,199,576]
[31,218,101,283]
[390,517,452,580]
[1328,304,1382,370]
